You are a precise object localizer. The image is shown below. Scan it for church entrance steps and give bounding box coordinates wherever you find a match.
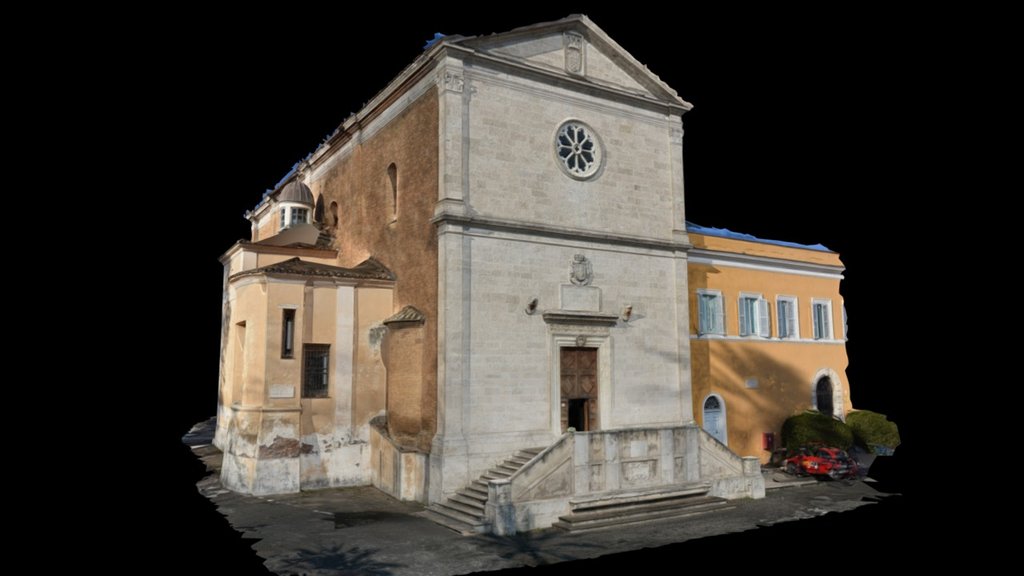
[570,483,712,511]
[421,447,546,535]
[553,484,733,533]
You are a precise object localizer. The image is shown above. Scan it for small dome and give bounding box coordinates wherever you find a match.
[278,180,314,206]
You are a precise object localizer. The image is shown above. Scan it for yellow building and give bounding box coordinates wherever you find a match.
[687,223,850,463]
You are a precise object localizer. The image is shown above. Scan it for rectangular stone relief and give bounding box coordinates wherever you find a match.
[270,385,295,399]
[589,464,604,492]
[622,460,656,483]
[560,285,601,312]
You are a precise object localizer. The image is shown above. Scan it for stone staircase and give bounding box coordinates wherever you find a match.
[552,483,734,533]
[422,447,544,535]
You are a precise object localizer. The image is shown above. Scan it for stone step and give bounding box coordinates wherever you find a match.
[455,488,488,503]
[421,446,549,536]
[570,483,712,511]
[563,495,727,523]
[450,493,486,511]
[554,498,733,533]
[436,499,486,520]
[419,509,484,536]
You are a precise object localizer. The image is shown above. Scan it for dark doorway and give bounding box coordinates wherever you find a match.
[816,377,834,416]
[560,347,598,432]
[568,399,589,431]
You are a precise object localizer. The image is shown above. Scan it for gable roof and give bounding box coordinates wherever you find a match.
[452,15,690,109]
[230,257,395,282]
[260,15,689,206]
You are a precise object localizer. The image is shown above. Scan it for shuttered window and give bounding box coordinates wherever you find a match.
[777,297,798,339]
[812,300,832,340]
[739,294,770,337]
[697,291,724,335]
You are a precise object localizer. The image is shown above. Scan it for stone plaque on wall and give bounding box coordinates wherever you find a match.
[270,385,295,399]
[560,285,601,312]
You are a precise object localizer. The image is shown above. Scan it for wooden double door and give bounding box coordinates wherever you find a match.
[560,347,598,432]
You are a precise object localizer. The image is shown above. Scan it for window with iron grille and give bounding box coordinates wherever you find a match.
[302,344,330,398]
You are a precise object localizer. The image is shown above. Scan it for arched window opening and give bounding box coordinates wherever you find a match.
[387,163,398,219]
[702,394,727,445]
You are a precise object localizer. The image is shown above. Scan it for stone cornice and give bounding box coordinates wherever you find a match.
[688,247,845,277]
[433,212,691,253]
[219,240,338,264]
[541,310,620,326]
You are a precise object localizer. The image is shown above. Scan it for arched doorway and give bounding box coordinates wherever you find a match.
[702,395,727,445]
[816,377,834,417]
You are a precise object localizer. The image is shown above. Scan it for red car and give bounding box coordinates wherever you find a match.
[783,447,858,480]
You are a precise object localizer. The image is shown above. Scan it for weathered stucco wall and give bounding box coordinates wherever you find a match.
[309,89,439,452]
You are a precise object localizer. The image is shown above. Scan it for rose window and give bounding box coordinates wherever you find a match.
[556,122,602,179]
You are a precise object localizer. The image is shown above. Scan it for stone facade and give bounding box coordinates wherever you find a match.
[213,15,854,532]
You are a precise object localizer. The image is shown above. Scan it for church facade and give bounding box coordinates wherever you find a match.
[213,15,851,533]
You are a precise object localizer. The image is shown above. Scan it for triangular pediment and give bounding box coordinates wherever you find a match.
[456,15,689,109]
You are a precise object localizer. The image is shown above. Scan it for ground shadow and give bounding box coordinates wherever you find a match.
[275,544,402,575]
[474,529,603,567]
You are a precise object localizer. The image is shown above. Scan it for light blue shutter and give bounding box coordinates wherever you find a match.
[780,300,791,338]
[758,298,770,337]
[714,296,724,334]
[786,301,796,338]
[698,295,708,333]
[814,302,831,339]
[738,297,749,336]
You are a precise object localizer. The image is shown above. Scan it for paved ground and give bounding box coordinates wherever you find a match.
[186,421,897,575]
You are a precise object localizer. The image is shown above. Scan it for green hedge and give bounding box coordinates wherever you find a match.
[781,411,854,450]
[846,410,900,453]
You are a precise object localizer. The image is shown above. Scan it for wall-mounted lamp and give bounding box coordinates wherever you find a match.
[621,304,633,322]
[525,297,538,315]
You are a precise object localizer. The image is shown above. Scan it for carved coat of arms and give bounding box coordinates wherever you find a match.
[564,33,583,74]
[570,254,592,286]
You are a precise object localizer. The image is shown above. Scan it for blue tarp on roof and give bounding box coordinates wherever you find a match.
[424,33,445,50]
[686,221,830,252]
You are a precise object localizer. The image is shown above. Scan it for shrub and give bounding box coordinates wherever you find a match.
[781,411,854,450]
[846,410,901,453]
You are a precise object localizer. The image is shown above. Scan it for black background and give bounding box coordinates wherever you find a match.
[147,8,934,572]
